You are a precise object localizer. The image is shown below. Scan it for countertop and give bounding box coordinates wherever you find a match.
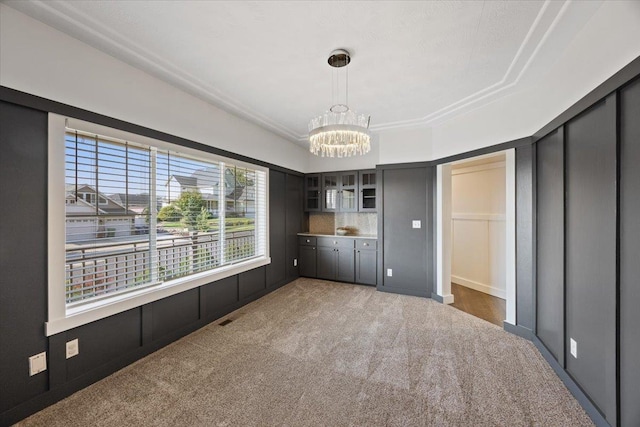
[298,232,377,240]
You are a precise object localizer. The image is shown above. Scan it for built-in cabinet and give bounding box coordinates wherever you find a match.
[298,235,377,286]
[355,239,377,285]
[317,237,355,282]
[359,170,377,212]
[304,169,377,212]
[299,236,317,277]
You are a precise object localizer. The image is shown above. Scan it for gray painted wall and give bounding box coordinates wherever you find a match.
[620,78,640,427]
[565,97,617,426]
[267,170,286,287]
[516,146,535,332]
[378,165,432,297]
[535,129,565,365]
[0,101,48,414]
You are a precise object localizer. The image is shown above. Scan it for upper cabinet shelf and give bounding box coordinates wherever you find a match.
[304,169,377,213]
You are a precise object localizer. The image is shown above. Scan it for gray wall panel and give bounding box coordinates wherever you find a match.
[535,129,564,364]
[0,102,48,413]
[202,276,238,317]
[620,78,640,427]
[286,175,303,280]
[151,289,200,340]
[239,267,266,300]
[379,167,431,296]
[516,145,535,331]
[267,170,286,287]
[565,99,617,425]
[66,309,141,381]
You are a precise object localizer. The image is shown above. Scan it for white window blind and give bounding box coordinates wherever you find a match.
[64,129,267,307]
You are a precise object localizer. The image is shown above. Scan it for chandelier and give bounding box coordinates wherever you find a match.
[308,49,371,157]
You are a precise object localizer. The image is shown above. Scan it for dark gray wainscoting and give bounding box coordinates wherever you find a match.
[516,145,536,332]
[564,95,617,426]
[377,164,433,297]
[0,101,49,415]
[267,170,286,288]
[619,77,640,427]
[535,128,565,366]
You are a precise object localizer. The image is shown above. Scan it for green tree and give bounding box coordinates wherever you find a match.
[158,204,182,222]
[174,191,205,231]
[196,206,211,232]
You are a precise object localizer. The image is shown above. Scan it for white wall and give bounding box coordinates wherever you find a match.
[0,5,309,172]
[377,127,432,165]
[451,162,506,298]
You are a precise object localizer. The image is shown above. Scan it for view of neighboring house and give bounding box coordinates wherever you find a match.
[165,167,255,217]
[65,184,137,243]
[107,193,163,229]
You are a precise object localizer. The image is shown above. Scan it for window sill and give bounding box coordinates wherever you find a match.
[45,256,271,336]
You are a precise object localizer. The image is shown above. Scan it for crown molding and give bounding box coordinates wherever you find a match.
[14,0,574,143]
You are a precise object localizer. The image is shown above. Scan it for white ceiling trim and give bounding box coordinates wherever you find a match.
[20,0,302,142]
[14,0,570,145]
[366,0,571,133]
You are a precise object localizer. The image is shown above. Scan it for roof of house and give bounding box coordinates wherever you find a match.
[108,193,162,210]
[66,185,137,216]
[170,175,197,187]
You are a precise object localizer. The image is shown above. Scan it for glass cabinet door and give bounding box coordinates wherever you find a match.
[323,174,338,211]
[304,174,321,212]
[358,170,377,212]
[340,172,358,212]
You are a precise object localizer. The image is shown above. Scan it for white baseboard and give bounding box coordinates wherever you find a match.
[451,275,506,299]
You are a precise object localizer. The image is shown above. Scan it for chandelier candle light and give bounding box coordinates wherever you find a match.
[308,49,371,157]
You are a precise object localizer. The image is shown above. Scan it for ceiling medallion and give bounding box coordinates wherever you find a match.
[308,49,371,158]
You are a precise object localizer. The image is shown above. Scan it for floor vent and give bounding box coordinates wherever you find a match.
[219,319,233,326]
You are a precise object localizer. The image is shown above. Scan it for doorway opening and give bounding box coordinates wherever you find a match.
[435,149,516,327]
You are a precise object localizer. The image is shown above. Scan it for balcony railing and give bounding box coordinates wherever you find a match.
[65,230,256,304]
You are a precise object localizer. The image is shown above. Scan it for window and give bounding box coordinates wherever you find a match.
[47,115,269,335]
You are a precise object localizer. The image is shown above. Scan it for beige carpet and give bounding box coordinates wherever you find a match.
[17,278,593,426]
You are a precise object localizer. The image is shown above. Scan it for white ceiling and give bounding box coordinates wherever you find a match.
[4,1,603,147]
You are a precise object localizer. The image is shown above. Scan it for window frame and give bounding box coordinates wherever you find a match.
[47,114,270,336]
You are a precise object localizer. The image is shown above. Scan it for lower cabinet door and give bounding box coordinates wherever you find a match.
[356,250,377,286]
[299,246,317,278]
[336,248,355,283]
[316,247,336,280]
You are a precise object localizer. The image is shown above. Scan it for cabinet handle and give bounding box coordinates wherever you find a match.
[306,239,310,243]
[364,243,369,247]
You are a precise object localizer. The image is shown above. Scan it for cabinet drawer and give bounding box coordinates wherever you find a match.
[298,236,317,246]
[317,237,355,249]
[355,239,377,251]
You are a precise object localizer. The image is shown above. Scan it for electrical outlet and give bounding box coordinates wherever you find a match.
[66,339,79,359]
[570,338,577,358]
[29,352,47,376]
[412,220,421,229]
[293,259,298,267]
[387,268,393,277]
